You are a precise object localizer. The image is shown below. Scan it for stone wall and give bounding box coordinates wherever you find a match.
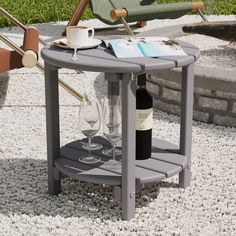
[147,75,236,127]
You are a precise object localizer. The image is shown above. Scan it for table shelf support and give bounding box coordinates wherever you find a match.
[179,63,194,189]
[105,73,121,96]
[45,63,62,195]
[121,73,136,220]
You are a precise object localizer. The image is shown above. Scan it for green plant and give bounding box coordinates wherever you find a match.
[0,0,93,27]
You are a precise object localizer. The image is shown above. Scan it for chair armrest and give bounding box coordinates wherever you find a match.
[110,8,127,20]
[110,1,205,20]
[22,26,39,68]
[192,1,204,10]
[0,48,23,73]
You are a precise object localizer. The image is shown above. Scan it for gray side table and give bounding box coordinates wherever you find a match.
[41,40,199,220]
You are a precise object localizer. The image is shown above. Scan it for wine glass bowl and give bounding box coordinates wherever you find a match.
[79,95,103,150]
[103,121,121,145]
[78,99,101,164]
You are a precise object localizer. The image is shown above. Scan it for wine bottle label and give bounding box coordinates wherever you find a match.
[136,108,153,131]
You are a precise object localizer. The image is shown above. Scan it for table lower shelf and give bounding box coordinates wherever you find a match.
[55,136,187,186]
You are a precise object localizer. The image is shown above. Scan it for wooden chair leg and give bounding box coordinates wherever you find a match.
[62,0,89,36]
[197,9,208,22]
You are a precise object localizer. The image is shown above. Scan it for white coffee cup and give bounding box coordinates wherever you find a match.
[66,26,94,47]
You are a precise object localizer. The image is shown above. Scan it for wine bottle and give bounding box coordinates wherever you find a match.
[136,74,153,160]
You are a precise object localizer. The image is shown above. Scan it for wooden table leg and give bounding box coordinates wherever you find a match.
[106,73,120,96]
[121,73,136,220]
[179,63,194,189]
[45,63,61,195]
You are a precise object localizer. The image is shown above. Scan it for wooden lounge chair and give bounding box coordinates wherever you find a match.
[0,27,39,73]
[0,7,83,101]
[64,0,206,35]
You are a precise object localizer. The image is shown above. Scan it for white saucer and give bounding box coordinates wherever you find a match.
[53,38,102,49]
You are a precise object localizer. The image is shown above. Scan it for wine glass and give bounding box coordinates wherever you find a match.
[80,94,103,150]
[78,99,101,164]
[102,96,122,163]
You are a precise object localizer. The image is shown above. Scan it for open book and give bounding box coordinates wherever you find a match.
[102,37,187,58]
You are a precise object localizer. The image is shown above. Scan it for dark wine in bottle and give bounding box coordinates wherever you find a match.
[136,74,153,160]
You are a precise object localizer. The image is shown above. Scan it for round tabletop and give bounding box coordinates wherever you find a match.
[41,40,200,73]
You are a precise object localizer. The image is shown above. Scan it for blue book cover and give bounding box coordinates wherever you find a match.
[103,37,186,58]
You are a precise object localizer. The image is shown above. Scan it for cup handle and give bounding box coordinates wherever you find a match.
[88,28,94,39]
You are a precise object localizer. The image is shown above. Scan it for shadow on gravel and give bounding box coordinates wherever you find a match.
[93,72,107,101]
[201,46,236,69]
[0,157,178,220]
[0,73,9,108]
[0,23,66,43]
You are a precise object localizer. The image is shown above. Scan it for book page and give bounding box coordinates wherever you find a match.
[104,39,144,58]
[138,40,187,57]
[102,37,186,58]
[135,36,170,42]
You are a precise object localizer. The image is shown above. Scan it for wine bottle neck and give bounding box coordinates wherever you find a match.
[137,74,146,87]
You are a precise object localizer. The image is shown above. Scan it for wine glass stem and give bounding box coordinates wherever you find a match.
[90,136,94,146]
[88,137,92,158]
[112,142,116,161]
[72,47,78,61]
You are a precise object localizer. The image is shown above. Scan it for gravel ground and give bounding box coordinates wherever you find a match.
[0,16,236,235]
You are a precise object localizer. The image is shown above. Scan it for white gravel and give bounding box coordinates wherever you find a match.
[0,15,236,235]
